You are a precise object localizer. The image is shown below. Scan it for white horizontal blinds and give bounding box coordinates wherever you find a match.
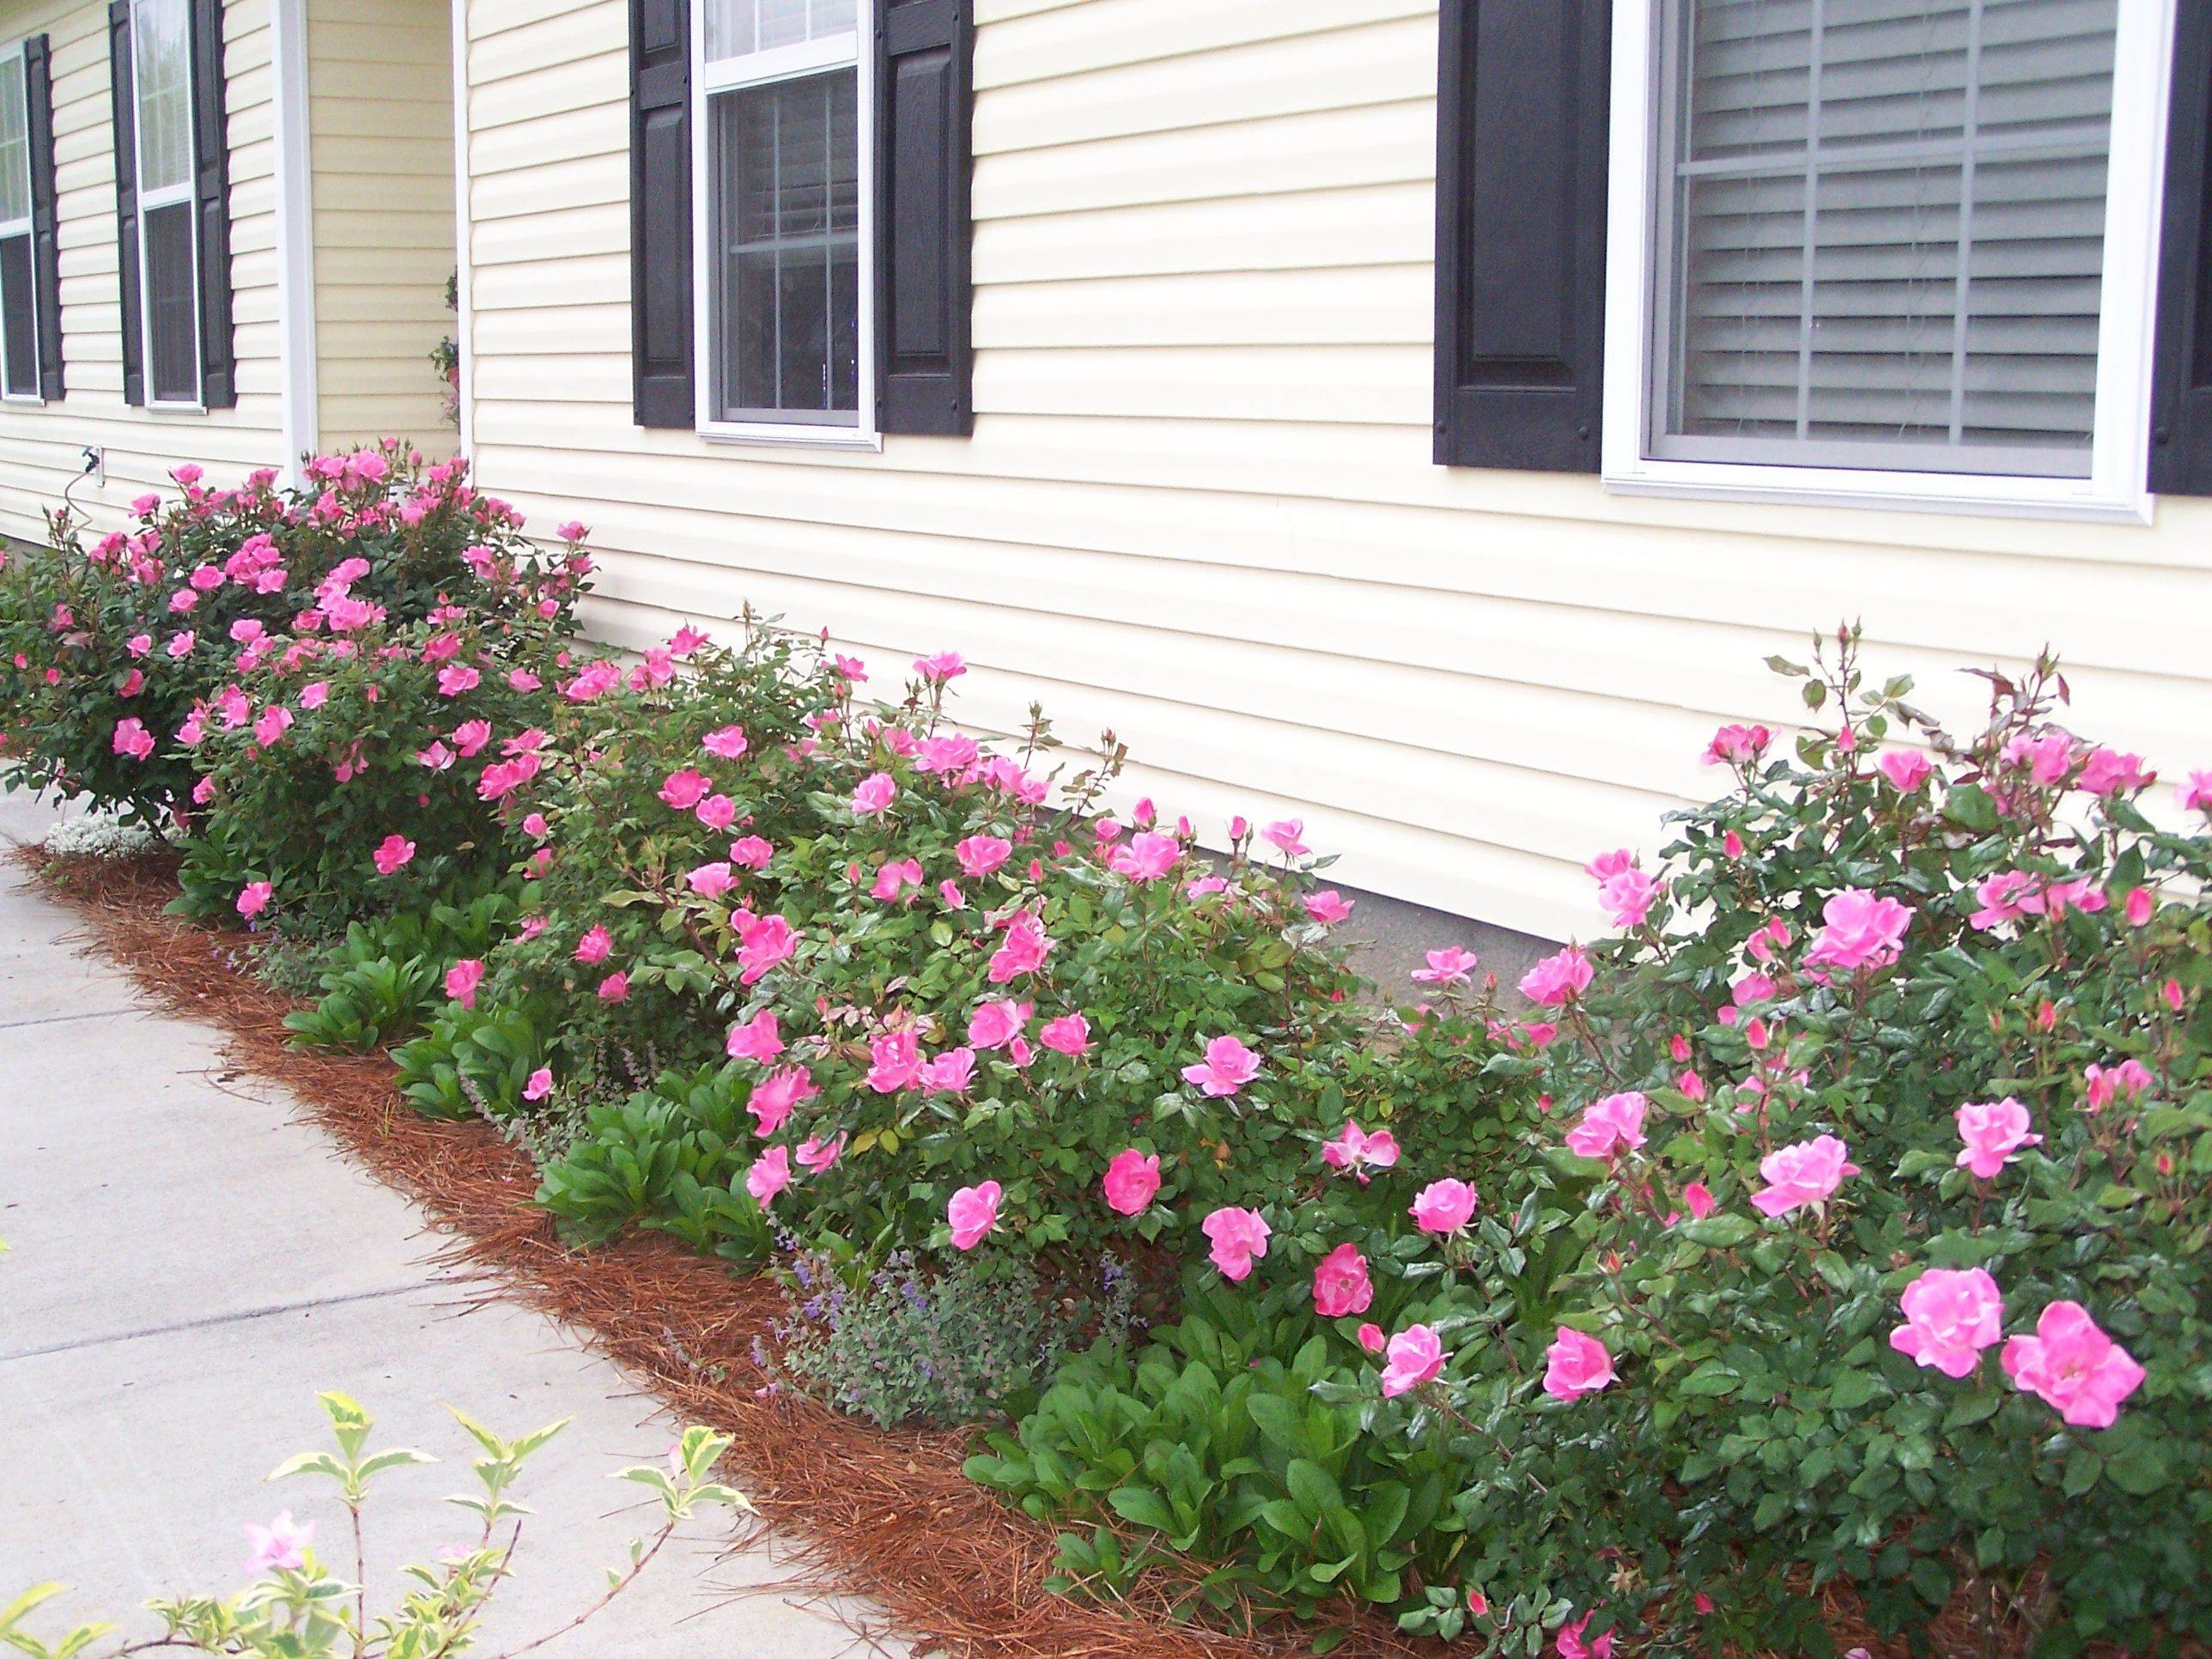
[131,0,199,404]
[704,0,857,58]
[0,49,33,398]
[1655,0,2120,477]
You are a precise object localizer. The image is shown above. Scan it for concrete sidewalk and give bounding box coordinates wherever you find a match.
[0,790,899,1656]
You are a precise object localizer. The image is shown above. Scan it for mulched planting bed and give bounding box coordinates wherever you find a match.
[21,846,1984,1659]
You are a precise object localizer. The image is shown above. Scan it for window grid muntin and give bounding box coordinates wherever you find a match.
[1647,0,2120,478]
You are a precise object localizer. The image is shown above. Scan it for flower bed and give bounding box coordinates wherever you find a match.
[6,468,2209,1658]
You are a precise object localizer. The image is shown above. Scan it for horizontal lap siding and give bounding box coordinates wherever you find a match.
[456,0,2212,941]
[0,0,283,538]
[306,0,455,454]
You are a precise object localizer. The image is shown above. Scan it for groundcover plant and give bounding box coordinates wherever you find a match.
[6,464,2207,1656]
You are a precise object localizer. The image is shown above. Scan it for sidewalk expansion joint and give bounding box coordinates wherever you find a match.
[0,1283,429,1365]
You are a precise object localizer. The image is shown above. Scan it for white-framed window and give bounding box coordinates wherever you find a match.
[1603,0,2177,521]
[131,0,203,410]
[0,40,39,402]
[690,0,875,445]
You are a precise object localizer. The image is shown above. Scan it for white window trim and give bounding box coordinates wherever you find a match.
[1601,0,2178,525]
[0,36,40,404]
[131,0,205,414]
[688,11,878,450]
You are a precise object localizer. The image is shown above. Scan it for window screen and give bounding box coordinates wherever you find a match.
[707,67,860,424]
[132,0,201,404]
[0,48,33,398]
[704,0,857,59]
[1650,0,2120,477]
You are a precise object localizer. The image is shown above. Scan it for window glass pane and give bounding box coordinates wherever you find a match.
[0,232,35,394]
[708,68,860,423]
[133,0,193,195]
[0,52,28,227]
[703,0,858,61]
[1655,0,2118,477]
[143,198,198,402]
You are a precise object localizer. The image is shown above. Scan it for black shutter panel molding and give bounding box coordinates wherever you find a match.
[188,0,234,407]
[875,0,972,436]
[108,0,143,408]
[24,33,63,400]
[1433,0,1610,471]
[2150,0,2212,495]
[629,0,693,428]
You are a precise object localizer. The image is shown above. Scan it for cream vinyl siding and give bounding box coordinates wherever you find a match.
[457,0,2212,942]
[0,0,283,539]
[305,0,453,453]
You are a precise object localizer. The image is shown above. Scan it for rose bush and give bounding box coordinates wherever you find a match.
[0,446,554,830]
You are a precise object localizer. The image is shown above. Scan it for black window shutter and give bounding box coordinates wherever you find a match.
[875,0,972,436]
[1433,0,1610,471]
[629,0,693,428]
[108,0,143,408]
[2150,0,2212,495]
[24,33,62,400]
[188,0,234,408]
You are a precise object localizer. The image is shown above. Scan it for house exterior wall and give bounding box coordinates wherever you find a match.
[305,0,453,454]
[0,0,284,539]
[470,0,2212,938]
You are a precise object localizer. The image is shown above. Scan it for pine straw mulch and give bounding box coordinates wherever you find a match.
[19,847,1990,1659]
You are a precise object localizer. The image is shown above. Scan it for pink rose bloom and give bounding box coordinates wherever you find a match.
[2083,1058,2154,1113]
[1182,1034,1261,1097]
[1102,1149,1161,1215]
[1518,945,1594,1007]
[1321,1121,1400,1182]
[955,834,1012,878]
[746,1066,814,1135]
[1409,1177,1478,1235]
[796,1133,846,1173]
[1565,1091,1647,1161]
[726,1008,782,1062]
[243,1510,315,1575]
[687,860,737,897]
[872,857,925,902]
[1749,1133,1858,1217]
[2077,748,2151,796]
[1954,1097,2042,1180]
[1598,867,1660,930]
[252,706,294,747]
[736,914,800,983]
[236,880,274,921]
[1876,749,1934,792]
[436,665,480,697]
[659,769,711,810]
[1312,1243,1375,1318]
[914,651,966,684]
[922,1046,978,1096]
[1262,818,1310,857]
[112,717,155,760]
[696,793,738,830]
[866,1031,923,1094]
[1412,946,1480,985]
[2179,770,2212,813]
[1702,722,1772,766]
[1108,830,1182,882]
[1889,1267,2003,1379]
[1303,889,1354,925]
[1200,1206,1272,1281]
[967,998,1031,1051]
[445,958,484,1007]
[1379,1324,1448,1398]
[2002,1301,2146,1429]
[745,1146,791,1206]
[730,835,774,870]
[372,834,416,875]
[1584,848,1633,882]
[1356,1322,1387,1354]
[702,724,749,758]
[523,1066,554,1103]
[948,1180,1002,1249]
[597,971,629,1003]
[1543,1327,1616,1401]
[1555,1613,1615,1659]
[1680,1180,1716,1219]
[850,772,896,816]
[1802,889,1911,974]
[987,915,1053,981]
[1039,1013,1091,1056]
[299,681,330,710]
[574,925,612,964]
